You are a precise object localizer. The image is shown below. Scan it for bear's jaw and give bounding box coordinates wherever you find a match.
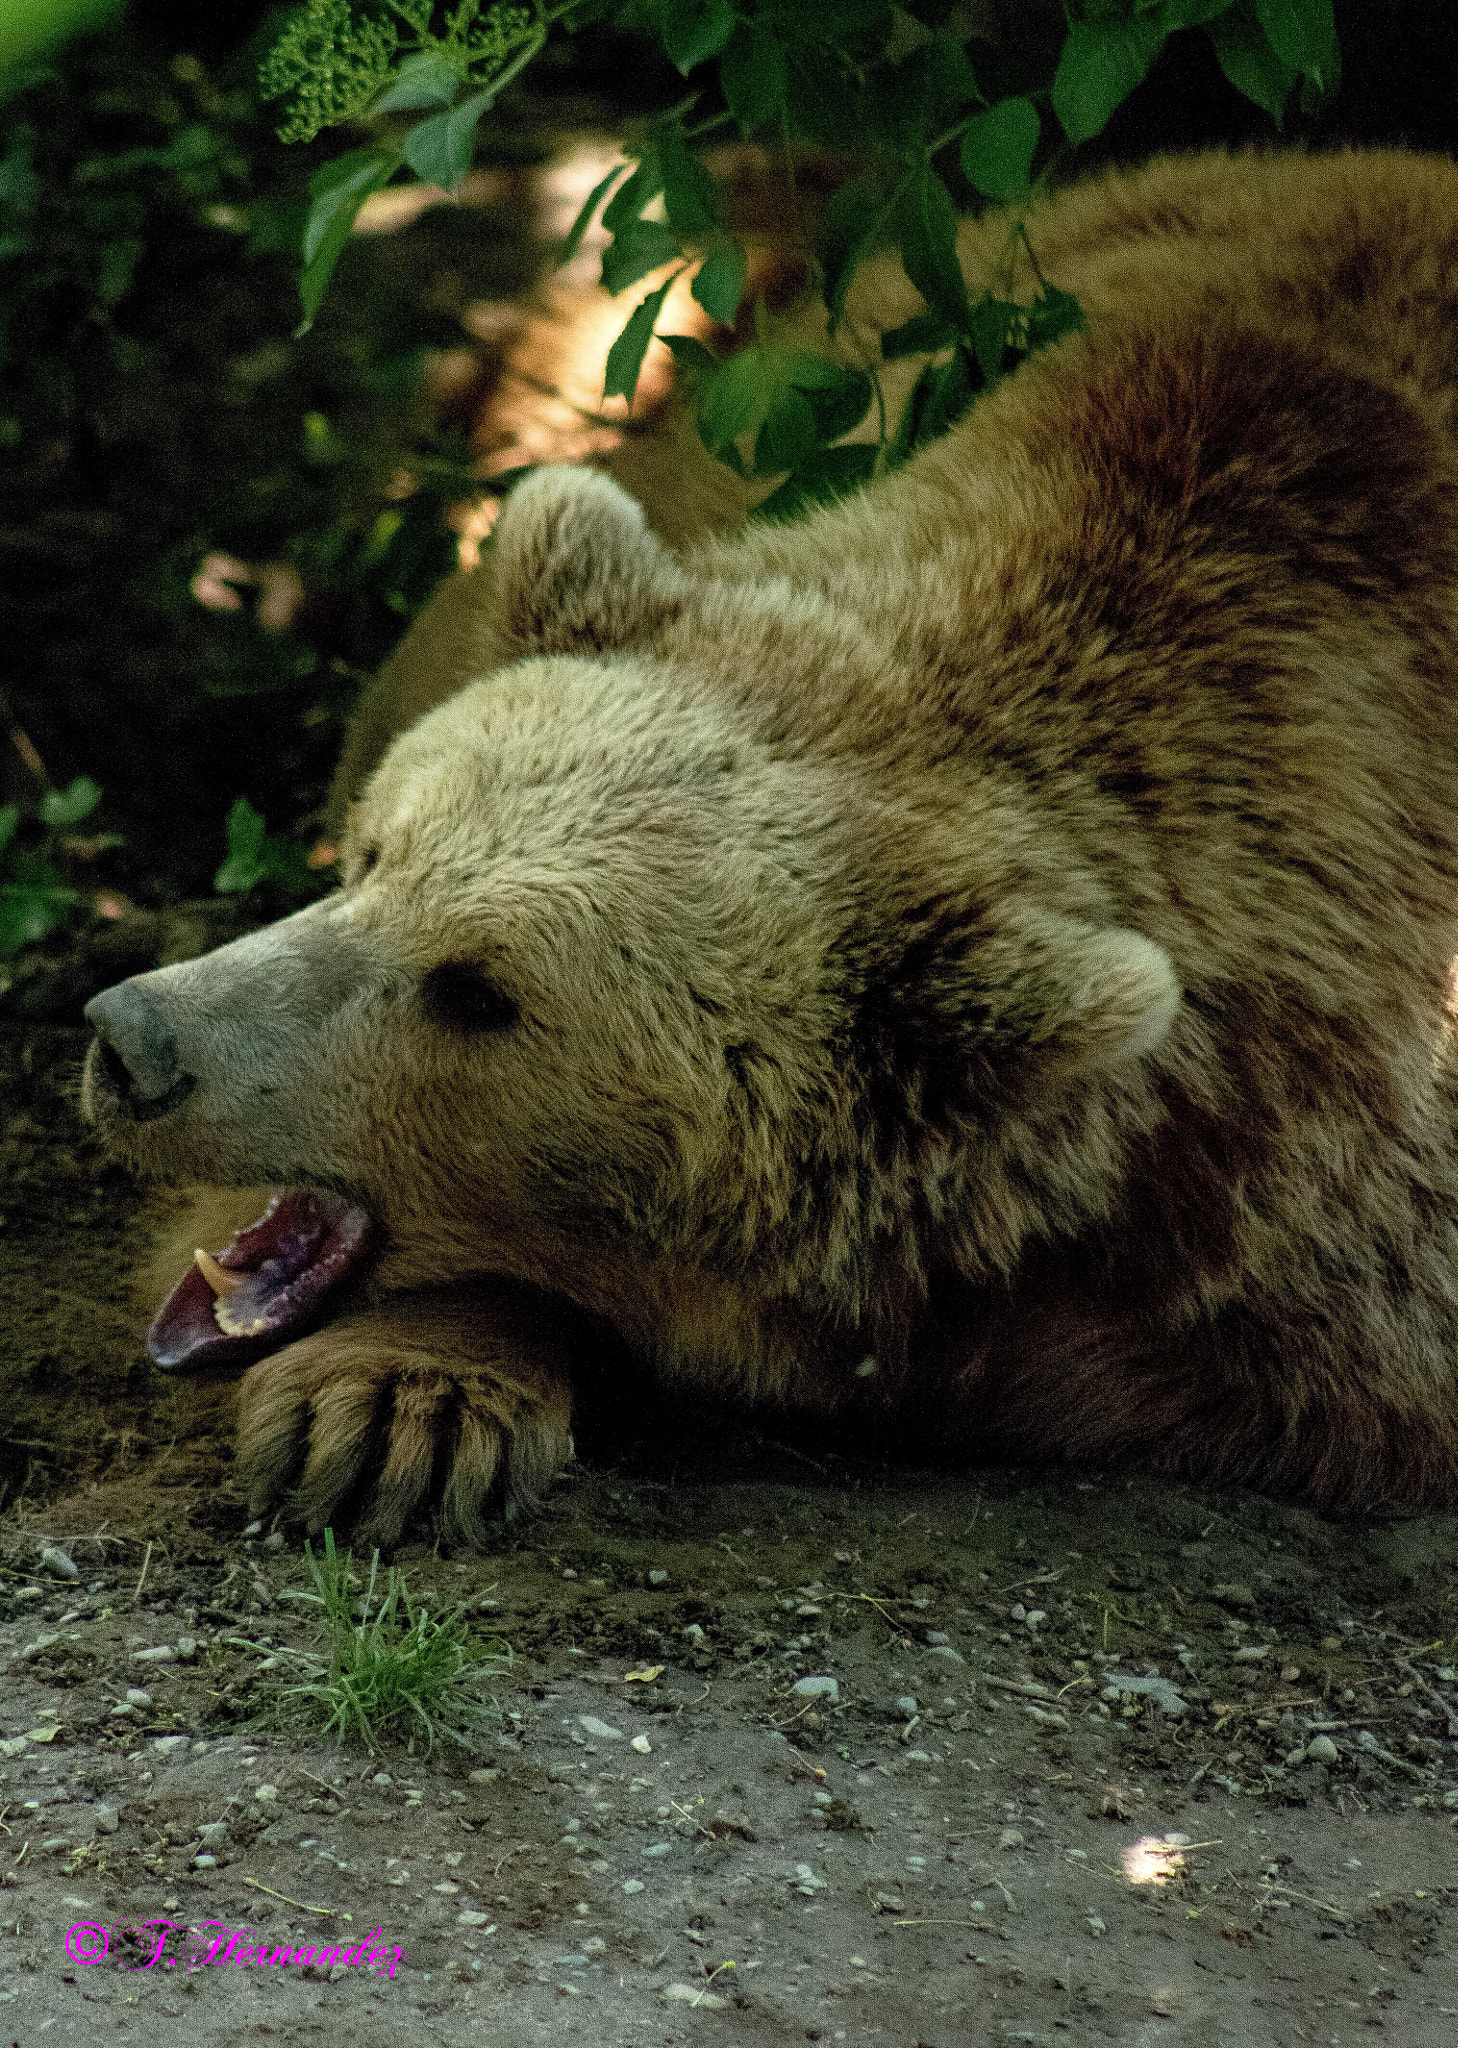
[147,1189,374,1368]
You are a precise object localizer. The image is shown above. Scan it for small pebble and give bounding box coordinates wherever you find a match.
[578,1716,625,1742]
[1010,1603,1027,1622]
[894,1696,919,1717]
[1023,1609,1047,1628]
[175,1637,198,1660]
[93,1805,119,1834]
[242,1520,263,1538]
[792,1675,839,1703]
[152,1735,188,1757]
[19,1634,60,1661]
[622,1878,645,1894]
[630,1734,652,1755]
[468,1767,500,1783]
[197,1821,227,1844]
[457,1910,491,1927]
[125,1688,151,1707]
[647,1569,669,1586]
[42,1838,72,1854]
[998,1827,1025,1851]
[132,1645,175,1665]
[372,1772,393,1786]
[193,1854,217,1869]
[263,1531,284,1550]
[1306,1734,1339,1763]
[39,1546,78,1582]
[254,1783,279,1803]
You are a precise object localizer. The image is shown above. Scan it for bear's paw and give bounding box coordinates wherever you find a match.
[234,1305,576,1553]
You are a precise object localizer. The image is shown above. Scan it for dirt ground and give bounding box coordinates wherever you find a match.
[3,990,1458,2048]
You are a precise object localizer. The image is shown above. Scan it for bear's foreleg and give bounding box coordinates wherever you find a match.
[233,1279,580,1552]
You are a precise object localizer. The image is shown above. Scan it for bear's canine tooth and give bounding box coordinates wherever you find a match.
[194,1247,243,1298]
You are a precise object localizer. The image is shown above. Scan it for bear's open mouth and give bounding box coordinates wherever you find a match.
[148,1189,373,1368]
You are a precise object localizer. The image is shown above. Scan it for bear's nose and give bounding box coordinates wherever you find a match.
[84,982,195,1119]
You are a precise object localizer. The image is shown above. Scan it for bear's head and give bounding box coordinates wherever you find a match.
[83,468,1179,1359]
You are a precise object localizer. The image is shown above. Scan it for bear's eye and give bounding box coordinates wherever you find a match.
[421,961,520,1034]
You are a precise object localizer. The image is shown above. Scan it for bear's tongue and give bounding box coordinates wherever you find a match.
[147,1189,373,1368]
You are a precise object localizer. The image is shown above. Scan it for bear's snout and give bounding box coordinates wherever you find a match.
[85,980,196,1121]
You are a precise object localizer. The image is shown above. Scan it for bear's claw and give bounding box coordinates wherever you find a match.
[233,1295,577,1552]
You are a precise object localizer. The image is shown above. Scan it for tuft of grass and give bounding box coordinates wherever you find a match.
[270,1528,511,1755]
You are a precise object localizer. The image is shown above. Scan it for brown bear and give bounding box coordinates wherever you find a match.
[83,147,1458,1550]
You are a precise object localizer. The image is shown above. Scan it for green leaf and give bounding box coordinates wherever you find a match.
[720,22,788,134]
[299,148,400,326]
[1052,17,1168,145]
[602,151,663,233]
[821,170,887,329]
[965,295,1011,385]
[661,0,738,73]
[372,51,463,113]
[400,89,493,190]
[916,344,977,444]
[660,134,719,237]
[1025,282,1084,350]
[752,443,878,523]
[894,163,970,331]
[215,797,268,895]
[799,362,873,444]
[559,161,630,265]
[660,332,721,395]
[754,385,822,475]
[1208,1,1296,122]
[0,886,71,957]
[698,348,772,457]
[603,275,677,406]
[691,242,746,326]
[959,97,1040,204]
[1157,0,1235,24]
[0,804,18,858]
[601,217,683,295]
[1253,0,1335,75]
[40,777,102,828]
[880,308,957,359]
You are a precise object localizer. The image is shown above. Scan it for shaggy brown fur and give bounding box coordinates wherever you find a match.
[86,148,1458,1547]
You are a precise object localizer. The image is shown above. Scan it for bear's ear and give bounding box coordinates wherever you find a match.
[492,466,682,654]
[972,910,1181,1075]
